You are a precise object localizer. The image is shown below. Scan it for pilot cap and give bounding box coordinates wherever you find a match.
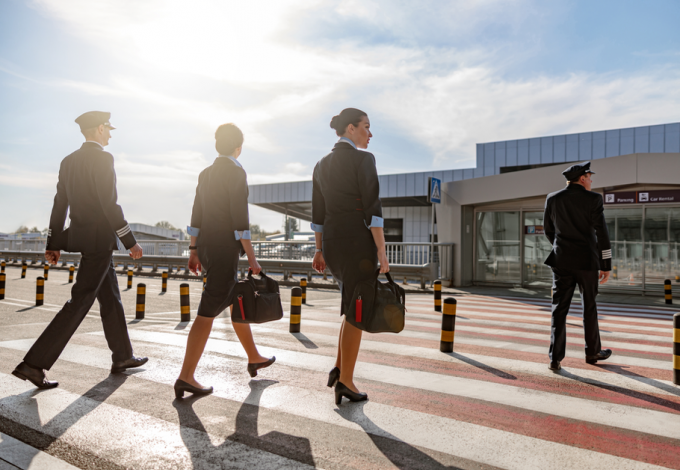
[75,111,115,131]
[562,161,595,181]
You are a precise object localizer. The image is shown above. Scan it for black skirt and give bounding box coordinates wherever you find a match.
[323,232,378,316]
[196,244,241,318]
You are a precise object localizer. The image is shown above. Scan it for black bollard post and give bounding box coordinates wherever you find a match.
[673,313,679,385]
[162,271,168,293]
[1,261,5,273]
[180,283,191,322]
[136,283,146,320]
[300,278,307,305]
[21,263,27,279]
[440,297,457,353]
[434,280,442,312]
[665,280,672,305]
[43,264,49,281]
[203,274,206,291]
[68,265,75,283]
[36,277,44,306]
[0,273,5,300]
[290,287,301,333]
[127,269,133,290]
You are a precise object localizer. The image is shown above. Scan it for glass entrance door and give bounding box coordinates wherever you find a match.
[523,211,552,287]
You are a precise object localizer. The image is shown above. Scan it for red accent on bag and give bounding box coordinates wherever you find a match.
[356,297,362,322]
[238,295,245,320]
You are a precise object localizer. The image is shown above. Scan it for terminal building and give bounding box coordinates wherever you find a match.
[248,123,680,291]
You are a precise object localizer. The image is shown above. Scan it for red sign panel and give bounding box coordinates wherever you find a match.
[604,190,680,205]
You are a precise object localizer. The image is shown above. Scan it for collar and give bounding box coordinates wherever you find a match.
[567,183,586,191]
[218,154,242,168]
[84,141,104,149]
[337,137,357,149]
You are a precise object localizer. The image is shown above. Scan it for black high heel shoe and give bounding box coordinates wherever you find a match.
[327,367,340,388]
[334,382,368,405]
[247,356,276,377]
[174,379,213,399]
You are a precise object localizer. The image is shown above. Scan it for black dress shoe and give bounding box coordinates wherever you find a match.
[111,356,148,373]
[549,361,561,371]
[586,349,612,364]
[247,356,276,377]
[327,367,340,388]
[174,379,213,399]
[12,362,58,390]
[334,382,368,406]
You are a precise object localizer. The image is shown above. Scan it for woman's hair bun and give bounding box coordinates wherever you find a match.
[329,108,367,136]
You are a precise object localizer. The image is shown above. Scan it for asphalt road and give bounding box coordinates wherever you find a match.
[0,265,678,470]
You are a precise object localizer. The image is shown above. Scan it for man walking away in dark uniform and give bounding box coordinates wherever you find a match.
[12,111,148,389]
[544,161,612,371]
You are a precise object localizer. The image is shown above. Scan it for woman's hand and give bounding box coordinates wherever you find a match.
[312,251,326,273]
[248,256,262,275]
[378,250,389,273]
[188,250,202,275]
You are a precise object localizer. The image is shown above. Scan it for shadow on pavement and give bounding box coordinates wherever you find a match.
[175,322,190,330]
[174,379,316,468]
[290,333,319,349]
[335,401,459,469]
[592,363,680,398]
[446,352,517,380]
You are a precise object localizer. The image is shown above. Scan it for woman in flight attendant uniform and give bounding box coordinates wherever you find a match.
[174,123,275,399]
[311,108,389,405]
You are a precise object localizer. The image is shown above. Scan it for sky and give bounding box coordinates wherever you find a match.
[1,0,679,233]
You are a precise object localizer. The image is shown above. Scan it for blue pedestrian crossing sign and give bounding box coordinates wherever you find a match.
[428,177,441,204]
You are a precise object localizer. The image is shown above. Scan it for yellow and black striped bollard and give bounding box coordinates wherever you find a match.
[676,275,680,283]
[136,283,146,320]
[68,265,75,283]
[203,274,207,291]
[434,280,442,312]
[290,287,301,333]
[180,283,191,322]
[613,265,618,280]
[1,261,5,273]
[127,269,133,290]
[0,273,5,300]
[21,263,27,279]
[300,278,307,305]
[36,277,44,306]
[673,313,679,385]
[43,264,49,281]
[440,297,457,353]
[665,280,672,305]
[162,271,168,293]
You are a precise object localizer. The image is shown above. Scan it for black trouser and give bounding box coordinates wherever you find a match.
[549,267,602,362]
[24,250,133,370]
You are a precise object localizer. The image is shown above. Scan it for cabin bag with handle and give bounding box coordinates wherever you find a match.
[346,270,406,333]
[231,271,284,324]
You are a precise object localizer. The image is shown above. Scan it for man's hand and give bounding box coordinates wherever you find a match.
[45,250,61,265]
[248,256,262,275]
[599,270,610,285]
[129,243,143,260]
[312,251,326,273]
[378,251,390,274]
[188,250,202,275]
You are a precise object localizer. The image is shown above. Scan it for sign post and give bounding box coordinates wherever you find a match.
[427,177,441,264]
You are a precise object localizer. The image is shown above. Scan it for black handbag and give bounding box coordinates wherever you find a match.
[231,271,284,324]
[346,270,406,333]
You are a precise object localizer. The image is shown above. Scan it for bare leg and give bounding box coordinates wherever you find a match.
[334,320,344,369]
[338,319,363,392]
[230,305,269,364]
[178,316,214,387]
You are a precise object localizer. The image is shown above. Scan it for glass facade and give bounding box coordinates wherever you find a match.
[474,205,680,290]
[474,211,521,283]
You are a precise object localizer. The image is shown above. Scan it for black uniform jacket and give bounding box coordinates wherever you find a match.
[46,142,136,253]
[543,184,612,271]
[191,156,249,251]
[311,141,382,240]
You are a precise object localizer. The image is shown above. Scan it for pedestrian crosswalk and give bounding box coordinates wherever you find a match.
[0,291,678,469]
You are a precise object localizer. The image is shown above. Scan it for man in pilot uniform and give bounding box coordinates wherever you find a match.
[543,161,612,371]
[12,111,148,389]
